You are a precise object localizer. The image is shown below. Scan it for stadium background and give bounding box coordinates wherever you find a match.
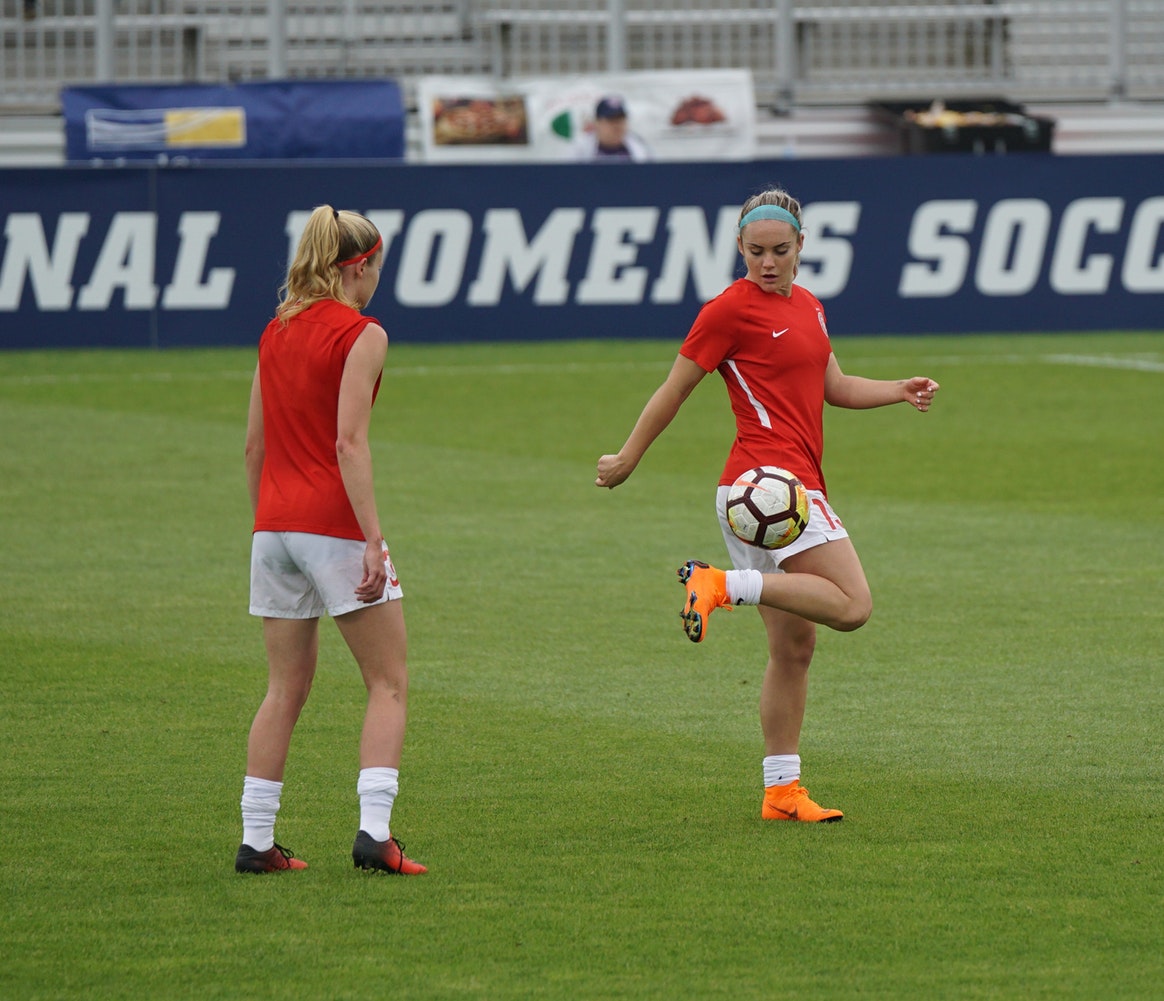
[2,0,1164,350]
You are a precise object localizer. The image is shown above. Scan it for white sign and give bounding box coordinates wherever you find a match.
[416,69,756,163]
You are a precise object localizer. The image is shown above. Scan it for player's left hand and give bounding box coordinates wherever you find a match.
[904,377,940,412]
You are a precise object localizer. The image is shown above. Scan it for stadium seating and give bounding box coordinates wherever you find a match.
[2,0,1163,164]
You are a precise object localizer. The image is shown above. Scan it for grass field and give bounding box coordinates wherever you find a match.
[1,331,1162,1000]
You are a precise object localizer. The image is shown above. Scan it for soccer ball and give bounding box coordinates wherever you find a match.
[725,466,810,550]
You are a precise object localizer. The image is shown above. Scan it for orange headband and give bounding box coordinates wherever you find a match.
[336,235,382,268]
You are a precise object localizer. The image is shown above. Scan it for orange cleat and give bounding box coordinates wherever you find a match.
[352,831,428,875]
[235,842,309,873]
[677,560,732,643]
[762,780,844,823]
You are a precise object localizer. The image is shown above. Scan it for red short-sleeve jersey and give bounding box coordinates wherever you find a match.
[680,278,832,493]
[253,299,383,541]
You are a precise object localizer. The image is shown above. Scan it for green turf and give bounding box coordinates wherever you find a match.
[1,332,1162,1000]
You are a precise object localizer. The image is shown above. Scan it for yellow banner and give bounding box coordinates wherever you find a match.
[163,108,246,147]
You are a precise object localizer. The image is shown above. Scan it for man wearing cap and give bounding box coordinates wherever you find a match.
[572,96,652,162]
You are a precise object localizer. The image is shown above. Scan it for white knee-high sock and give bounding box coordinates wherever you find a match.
[241,775,283,851]
[725,568,763,606]
[763,754,801,788]
[357,766,399,842]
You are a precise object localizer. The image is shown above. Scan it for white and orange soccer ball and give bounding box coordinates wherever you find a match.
[725,466,810,550]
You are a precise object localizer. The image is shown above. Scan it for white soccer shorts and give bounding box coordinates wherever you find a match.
[249,531,403,619]
[715,485,849,572]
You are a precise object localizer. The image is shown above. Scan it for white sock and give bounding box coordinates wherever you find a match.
[241,775,283,851]
[725,568,763,606]
[763,754,801,788]
[357,766,399,842]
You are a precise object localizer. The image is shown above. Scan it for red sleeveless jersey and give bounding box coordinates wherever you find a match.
[680,278,832,493]
[253,299,382,540]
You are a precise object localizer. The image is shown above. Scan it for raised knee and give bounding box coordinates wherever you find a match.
[835,597,872,632]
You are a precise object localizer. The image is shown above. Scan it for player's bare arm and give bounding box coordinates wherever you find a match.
[336,324,389,600]
[244,365,265,516]
[596,354,707,489]
[823,354,939,412]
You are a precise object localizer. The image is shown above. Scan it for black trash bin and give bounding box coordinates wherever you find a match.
[871,98,1055,154]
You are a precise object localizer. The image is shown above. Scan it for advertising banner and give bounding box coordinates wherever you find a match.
[416,70,757,163]
[1,154,1162,350]
[62,81,406,163]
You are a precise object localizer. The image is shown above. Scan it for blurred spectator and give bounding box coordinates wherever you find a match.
[573,96,651,162]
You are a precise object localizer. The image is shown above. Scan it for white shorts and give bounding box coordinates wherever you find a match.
[715,485,849,572]
[249,531,403,619]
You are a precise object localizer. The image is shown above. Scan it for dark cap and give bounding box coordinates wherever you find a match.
[595,96,628,120]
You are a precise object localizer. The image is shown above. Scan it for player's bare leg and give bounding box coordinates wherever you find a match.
[237,617,319,872]
[756,608,842,823]
[757,536,871,632]
[755,541,863,822]
[334,600,409,770]
[335,600,427,874]
[757,605,814,757]
[247,617,320,780]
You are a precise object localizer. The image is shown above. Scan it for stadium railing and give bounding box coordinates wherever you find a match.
[2,0,1162,166]
[3,0,1163,113]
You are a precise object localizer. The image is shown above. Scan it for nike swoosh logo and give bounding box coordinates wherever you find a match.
[772,805,798,819]
[772,328,789,338]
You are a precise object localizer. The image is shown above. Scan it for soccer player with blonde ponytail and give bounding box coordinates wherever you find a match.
[237,205,425,875]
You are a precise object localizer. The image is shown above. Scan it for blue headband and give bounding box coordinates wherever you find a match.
[738,205,801,233]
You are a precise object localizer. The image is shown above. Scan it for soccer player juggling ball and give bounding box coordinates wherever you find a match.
[237,205,425,874]
[596,187,940,823]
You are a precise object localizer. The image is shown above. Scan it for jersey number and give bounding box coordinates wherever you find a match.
[811,497,841,530]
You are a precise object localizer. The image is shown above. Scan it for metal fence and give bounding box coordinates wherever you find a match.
[3,0,1163,111]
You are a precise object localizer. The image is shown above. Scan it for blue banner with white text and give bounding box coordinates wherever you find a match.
[1,155,1162,350]
[61,80,405,163]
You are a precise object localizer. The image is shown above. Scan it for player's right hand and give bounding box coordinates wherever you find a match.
[595,453,632,489]
[354,539,388,603]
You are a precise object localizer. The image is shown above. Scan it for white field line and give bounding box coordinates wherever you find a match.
[0,360,673,386]
[836,352,1164,372]
[2,353,1162,387]
[1041,354,1164,373]
[0,370,254,386]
